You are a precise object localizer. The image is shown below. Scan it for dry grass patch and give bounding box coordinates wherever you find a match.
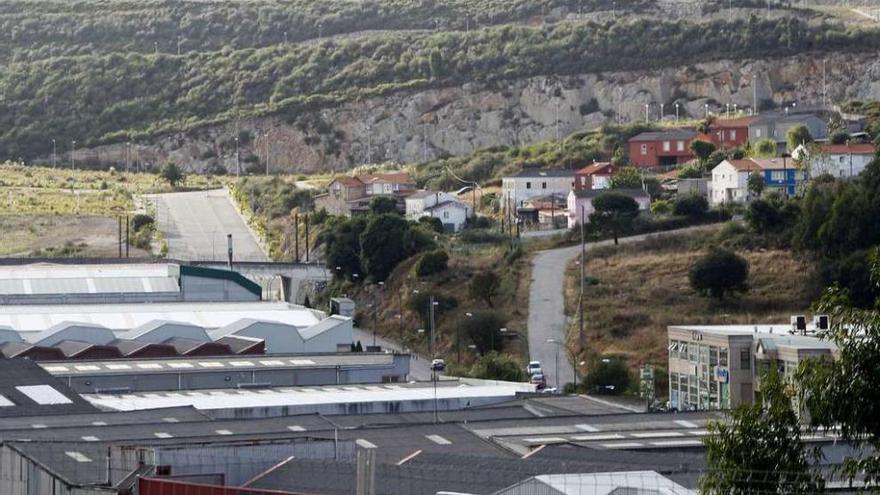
[566,233,817,373]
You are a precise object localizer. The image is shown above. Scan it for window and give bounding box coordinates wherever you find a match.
[640,144,647,155]
[755,129,762,138]
[740,349,751,370]
[443,211,449,219]
[719,348,729,367]
[581,177,587,185]
[526,182,532,189]
[677,141,684,151]
[663,141,671,152]
[770,171,786,181]
[730,130,737,140]
[541,182,547,189]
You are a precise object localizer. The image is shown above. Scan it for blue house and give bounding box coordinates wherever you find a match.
[711,158,806,205]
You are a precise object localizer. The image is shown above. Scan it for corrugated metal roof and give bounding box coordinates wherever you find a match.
[0,302,323,332]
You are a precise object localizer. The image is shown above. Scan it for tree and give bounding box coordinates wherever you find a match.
[795,256,880,484]
[786,124,814,151]
[701,369,823,495]
[584,357,632,395]
[589,191,640,245]
[468,352,525,382]
[830,131,849,145]
[459,310,507,353]
[677,164,703,179]
[650,199,672,215]
[747,171,765,198]
[368,196,398,215]
[610,167,641,189]
[744,195,800,234]
[752,138,778,158]
[689,139,717,168]
[414,249,448,277]
[360,213,432,281]
[324,216,367,281]
[159,162,185,187]
[689,248,749,298]
[673,194,708,218]
[468,271,501,308]
[418,216,444,233]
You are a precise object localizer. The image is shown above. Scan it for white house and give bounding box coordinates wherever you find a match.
[567,189,650,228]
[793,143,876,179]
[712,158,806,205]
[501,169,576,212]
[405,190,472,232]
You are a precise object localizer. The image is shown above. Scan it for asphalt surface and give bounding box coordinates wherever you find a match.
[353,326,432,381]
[151,189,268,262]
[527,225,718,389]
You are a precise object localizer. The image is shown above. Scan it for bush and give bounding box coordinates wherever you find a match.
[414,249,449,277]
[459,310,507,353]
[689,248,750,298]
[584,357,632,395]
[468,271,501,308]
[467,216,496,229]
[418,216,444,233]
[131,214,154,232]
[468,352,525,382]
[460,229,505,244]
[650,199,672,215]
[673,194,709,218]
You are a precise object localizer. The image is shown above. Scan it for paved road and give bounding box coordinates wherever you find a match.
[527,224,718,389]
[353,327,432,381]
[151,189,268,262]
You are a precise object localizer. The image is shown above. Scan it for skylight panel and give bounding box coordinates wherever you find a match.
[15,385,73,405]
[65,451,92,463]
[0,395,14,407]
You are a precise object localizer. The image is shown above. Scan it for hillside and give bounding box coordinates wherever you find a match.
[4,9,880,170]
[564,227,817,391]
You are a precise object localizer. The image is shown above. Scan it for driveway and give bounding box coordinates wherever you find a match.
[527,224,717,389]
[150,189,268,262]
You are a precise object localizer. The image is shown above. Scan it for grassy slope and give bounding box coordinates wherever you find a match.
[0,162,227,256]
[564,228,816,389]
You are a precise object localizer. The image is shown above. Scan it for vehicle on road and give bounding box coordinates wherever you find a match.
[431,358,446,372]
[530,373,547,390]
[526,361,542,376]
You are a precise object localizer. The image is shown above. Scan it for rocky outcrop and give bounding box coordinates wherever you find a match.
[79,52,880,174]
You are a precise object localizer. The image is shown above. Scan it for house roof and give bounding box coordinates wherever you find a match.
[510,169,577,178]
[356,172,415,184]
[722,158,796,172]
[423,199,469,212]
[215,335,265,353]
[576,162,614,175]
[571,188,648,199]
[406,190,437,200]
[629,129,697,142]
[54,340,122,359]
[822,143,876,155]
[0,359,97,417]
[711,117,758,128]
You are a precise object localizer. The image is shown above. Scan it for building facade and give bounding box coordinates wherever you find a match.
[711,158,805,205]
[805,143,876,179]
[627,130,699,168]
[314,172,417,216]
[667,324,835,411]
[708,117,754,149]
[405,191,472,232]
[573,162,614,191]
[566,189,650,229]
[501,169,576,212]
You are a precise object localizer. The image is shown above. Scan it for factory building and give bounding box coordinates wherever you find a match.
[667,321,836,411]
[0,301,353,358]
[0,263,261,305]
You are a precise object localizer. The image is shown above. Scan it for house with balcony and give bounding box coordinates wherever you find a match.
[314,172,417,216]
[627,130,700,168]
[501,169,576,213]
[710,158,805,205]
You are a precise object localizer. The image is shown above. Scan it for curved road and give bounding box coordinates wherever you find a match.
[527,225,717,389]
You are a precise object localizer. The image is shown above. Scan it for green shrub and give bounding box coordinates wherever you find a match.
[414,249,449,277]
[689,248,750,298]
[674,194,709,218]
[468,352,525,382]
[584,357,632,395]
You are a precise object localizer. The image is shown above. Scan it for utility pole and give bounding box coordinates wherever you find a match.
[428,295,436,358]
[70,141,76,169]
[304,212,310,263]
[294,213,300,262]
[125,215,130,258]
[51,139,56,168]
[227,234,233,270]
[234,136,241,176]
[579,204,586,351]
[265,131,270,176]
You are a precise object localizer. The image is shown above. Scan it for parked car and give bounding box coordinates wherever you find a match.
[530,373,546,390]
[431,358,446,372]
[526,361,542,376]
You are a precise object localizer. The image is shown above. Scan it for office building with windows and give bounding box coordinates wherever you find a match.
[667,324,836,411]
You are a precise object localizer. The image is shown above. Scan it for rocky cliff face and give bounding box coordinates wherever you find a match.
[80,52,880,174]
